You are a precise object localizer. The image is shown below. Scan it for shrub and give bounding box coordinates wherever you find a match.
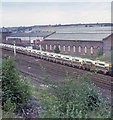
[111,46,113,51]
[37,73,111,118]
[2,57,31,109]
[54,46,60,53]
[96,50,113,62]
[3,98,16,112]
[97,49,103,57]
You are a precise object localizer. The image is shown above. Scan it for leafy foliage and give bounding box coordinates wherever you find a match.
[97,49,103,57]
[111,46,113,51]
[3,98,16,112]
[54,46,60,53]
[2,57,31,109]
[96,50,113,63]
[36,73,111,118]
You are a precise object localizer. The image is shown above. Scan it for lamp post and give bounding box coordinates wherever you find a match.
[14,41,16,56]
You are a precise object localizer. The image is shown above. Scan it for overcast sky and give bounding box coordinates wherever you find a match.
[0,0,112,27]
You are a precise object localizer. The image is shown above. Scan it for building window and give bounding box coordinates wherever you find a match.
[78,46,81,53]
[73,46,76,52]
[59,45,61,50]
[84,46,87,53]
[54,45,56,49]
[63,46,65,51]
[91,47,93,54]
[50,45,52,50]
[46,44,48,50]
[68,46,70,51]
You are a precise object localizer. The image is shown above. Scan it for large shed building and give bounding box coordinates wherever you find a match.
[42,33,111,57]
[103,33,113,54]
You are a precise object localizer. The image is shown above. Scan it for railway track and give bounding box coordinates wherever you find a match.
[2,48,112,90]
[18,57,111,89]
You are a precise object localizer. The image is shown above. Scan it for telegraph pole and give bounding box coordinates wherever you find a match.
[14,41,16,56]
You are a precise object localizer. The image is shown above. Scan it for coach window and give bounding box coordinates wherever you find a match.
[91,47,93,54]
[78,46,81,53]
[63,46,65,51]
[68,46,70,51]
[84,46,87,53]
[73,46,76,52]
[59,45,61,50]
[50,45,52,50]
[46,44,48,50]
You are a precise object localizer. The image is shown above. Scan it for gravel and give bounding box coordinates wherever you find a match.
[18,96,41,118]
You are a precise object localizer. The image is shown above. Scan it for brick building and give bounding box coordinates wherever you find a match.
[5,31,55,46]
[0,28,11,43]
[42,33,110,57]
[103,33,113,54]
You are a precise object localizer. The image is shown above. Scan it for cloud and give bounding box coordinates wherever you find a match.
[1,0,113,2]
[1,2,111,27]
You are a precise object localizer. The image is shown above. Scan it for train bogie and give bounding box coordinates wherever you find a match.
[41,52,48,60]
[62,56,72,66]
[71,57,82,68]
[81,59,93,70]
[36,51,41,59]
[48,53,56,62]
[31,50,37,57]
[55,55,62,64]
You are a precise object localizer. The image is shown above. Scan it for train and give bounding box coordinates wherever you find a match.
[1,43,113,76]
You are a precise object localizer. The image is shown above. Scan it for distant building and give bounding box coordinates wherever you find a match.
[0,27,11,43]
[5,31,55,46]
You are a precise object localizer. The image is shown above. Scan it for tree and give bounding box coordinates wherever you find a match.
[111,46,113,51]
[2,57,31,109]
[97,49,103,57]
[54,46,60,53]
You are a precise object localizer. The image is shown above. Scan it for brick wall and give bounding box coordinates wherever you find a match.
[6,38,30,45]
[42,40,103,57]
[103,34,113,54]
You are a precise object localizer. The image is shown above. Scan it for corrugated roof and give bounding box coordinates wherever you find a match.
[56,26,112,33]
[45,33,110,41]
[8,31,54,37]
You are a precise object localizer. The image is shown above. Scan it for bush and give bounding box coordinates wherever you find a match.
[54,46,60,53]
[97,49,103,57]
[37,73,111,118]
[3,98,16,112]
[96,50,113,62]
[2,98,22,118]
[2,57,31,109]
[111,46,113,51]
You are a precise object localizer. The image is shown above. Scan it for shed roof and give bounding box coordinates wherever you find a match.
[8,31,55,37]
[45,33,110,41]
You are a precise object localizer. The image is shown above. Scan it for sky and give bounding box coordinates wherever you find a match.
[0,0,112,27]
